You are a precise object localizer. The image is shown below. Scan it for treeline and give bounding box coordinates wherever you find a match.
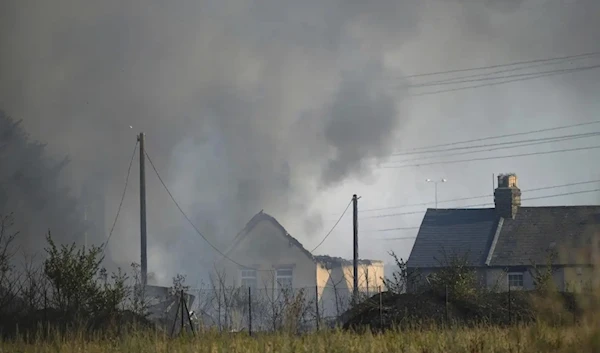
[0,110,91,254]
[0,109,135,337]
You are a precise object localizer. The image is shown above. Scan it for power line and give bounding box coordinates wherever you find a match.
[144,150,274,272]
[382,144,600,169]
[375,189,600,239]
[477,180,600,208]
[145,150,356,269]
[409,54,599,86]
[374,189,600,239]
[519,188,600,203]
[526,179,600,193]
[311,199,353,253]
[225,221,260,255]
[378,236,416,241]
[362,210,426,220]
[360,194,490,213]
[103,140,139,252]
[376,227,420,232]
[362,178,600,213]
[392,134,600,165]
[392,131,600,157]
[408,64,600,89]
[408,64,600,97]
[393,120,600,154]
[362,187,600,220]
[404,51,600,78]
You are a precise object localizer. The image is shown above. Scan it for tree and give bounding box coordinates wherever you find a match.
[43,232,127,319]
[383,251,422,294]
[427,249,479,299]
[0,213,20,316]
[170,273,190,296]
[528,249,558,294]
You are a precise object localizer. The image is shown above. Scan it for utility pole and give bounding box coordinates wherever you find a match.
[138,133,148,287]
[352,194,359,305]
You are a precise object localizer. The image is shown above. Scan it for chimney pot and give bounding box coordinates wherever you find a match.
[494,173,521,219]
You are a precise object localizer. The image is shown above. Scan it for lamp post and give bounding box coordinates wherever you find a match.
[425,178,447,209]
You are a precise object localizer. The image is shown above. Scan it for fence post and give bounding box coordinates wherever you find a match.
[379,286,383,329]
[248,287,252,336]
[315,285,320,331]
[218,288,222,331]
[170,292,181,337]
[445,285,449,325]
[508,284,512,325]
[182,291,195,335]
[44,289,48,336]
[180,290,185,334]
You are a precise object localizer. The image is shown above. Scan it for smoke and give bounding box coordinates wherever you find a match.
[1,0,599,284]
[321,60,399,185]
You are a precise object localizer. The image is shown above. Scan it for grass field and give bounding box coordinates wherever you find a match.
[1,322,598,353]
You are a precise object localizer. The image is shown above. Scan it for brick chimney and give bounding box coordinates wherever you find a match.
[494,173,521,219]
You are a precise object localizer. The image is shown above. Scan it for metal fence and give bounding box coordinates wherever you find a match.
[145,285,384,334]
[146,283,583,335]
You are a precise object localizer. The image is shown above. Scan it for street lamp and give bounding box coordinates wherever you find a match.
[425,178,447,209]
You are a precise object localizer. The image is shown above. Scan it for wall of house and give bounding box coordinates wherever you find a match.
[339,263,385,294]
[316,265,349,318]
[209,219,389,328]
[485,267,566,291]
[316,265,333,296]
[406,267,486,293]
[485,268,527,291]
[563,266,594,292]
[215,219,317,293]
[407,266,576,293]
[315,262,385,318]
[552,268,566,291]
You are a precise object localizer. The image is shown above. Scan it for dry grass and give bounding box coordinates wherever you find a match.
[1,322,600,353]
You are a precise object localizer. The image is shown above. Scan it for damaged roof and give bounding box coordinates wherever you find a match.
[314,255,384,268]
[224,210,315,261]
[225,210,382,267]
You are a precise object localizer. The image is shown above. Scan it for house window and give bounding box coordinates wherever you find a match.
[275,267,293,291]
[240,269,257,289]
[507,272,524,290]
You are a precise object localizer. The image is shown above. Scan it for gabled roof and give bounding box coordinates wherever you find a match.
[407,208,500,268]
[407,206,600,268]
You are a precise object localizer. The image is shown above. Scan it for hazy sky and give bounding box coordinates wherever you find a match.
[1,0,599,286]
